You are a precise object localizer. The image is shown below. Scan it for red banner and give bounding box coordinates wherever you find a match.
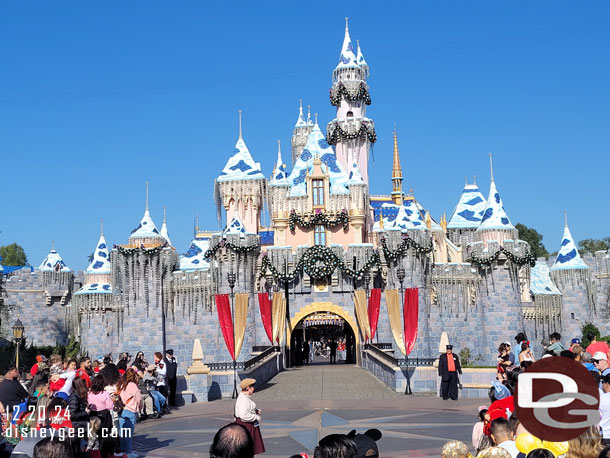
[215,294,235,360]
[403,288,419,356]
[368,288,381,340]
[257,293,274,344]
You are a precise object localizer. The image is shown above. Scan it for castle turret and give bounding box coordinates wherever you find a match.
[391,130,403,205]
[326,19,376,184]
[215,111,266,234]
[269,140,291,245]
[475,155,518,244]
[447,178,486,247]
[160,207,172,247]
[128,183,166,246]
[290,100,313,164]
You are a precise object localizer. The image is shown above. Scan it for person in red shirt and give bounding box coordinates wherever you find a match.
[29,355,47,377]
[75,357,92,388]
[586,332,610,358]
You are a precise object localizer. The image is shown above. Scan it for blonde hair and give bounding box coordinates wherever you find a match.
[567,426,602,458]
[50,354,62,365]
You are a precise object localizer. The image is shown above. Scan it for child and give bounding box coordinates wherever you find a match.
[86,416,102,458]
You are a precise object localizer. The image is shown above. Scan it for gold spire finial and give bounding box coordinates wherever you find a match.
[145,182,149,212]
[195,213,200,233]
[489,153,494,183]
[379,212,384,229]
[238,110,243,139]
[441,212,447,233]
[425,211,432,230]
[391,127,404,205]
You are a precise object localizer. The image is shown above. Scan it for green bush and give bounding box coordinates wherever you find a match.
[582,323,600,348]
[0,335,81,375]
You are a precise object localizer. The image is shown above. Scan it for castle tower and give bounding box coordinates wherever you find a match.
[391,130,403,205]
[475,155,518,244]
[447,178,487,247]
[128,183,166,246]
[326,19,376,184]
[269,140,291,245]
[290,100,313,164]
[160,207,172,246]
[215,111,266,234]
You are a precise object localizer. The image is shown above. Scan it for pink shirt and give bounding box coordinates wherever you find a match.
[119,382,142,413]
[88,391,114,412]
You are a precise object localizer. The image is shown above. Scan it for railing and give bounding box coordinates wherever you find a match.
[208,346,280,372]
[364,343,436,367]
[372,343,393,350]
[245,346,279,371]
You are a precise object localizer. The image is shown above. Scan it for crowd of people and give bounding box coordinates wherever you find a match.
[0,349,178,458]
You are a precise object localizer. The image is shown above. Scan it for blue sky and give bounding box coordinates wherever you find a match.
[1,2,609,270]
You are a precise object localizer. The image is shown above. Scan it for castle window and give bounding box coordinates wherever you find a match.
[346,110,354,118]
[314,225,326,246]
[312,179,325,206]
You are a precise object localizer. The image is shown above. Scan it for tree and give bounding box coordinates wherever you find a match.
[516,223,549,259]
[0,243,28,266]
[578,238,610,255]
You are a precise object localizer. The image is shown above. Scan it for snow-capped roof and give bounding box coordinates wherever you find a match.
[286,123,349,197]
[160,208,171,246]
[551,223,589,271]
[295,101,308,128]
[336,20,358,70]
[86,235,111,275]
[306,105,313,127]
[39,249,70,272]
[179,238,210,271]
[476,180,514,232]
[75,283,112,295]
[356,40,368,71]
[217,137,265,182]
[447,183,487,229]
[373,201,426,231]
[129,209,162,240]
[223,215,252,238]
[530,262,561,295]
[270,141,288,185]
[347,161,364,185]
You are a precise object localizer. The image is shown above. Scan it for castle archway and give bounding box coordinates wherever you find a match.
[288,302,360,366]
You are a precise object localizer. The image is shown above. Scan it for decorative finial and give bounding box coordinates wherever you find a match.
[489,153,494,183]
[473,175,477,185]
[100,218,104,237]
[51,240,55,251]
[163,206,167,224]
[314,113,318,125]
[307,105,311,120]
[238,110,243,139]
[277,139,281,155]
[145,182,149,211]
[564,210,568,227]
[345,17,349,31]
[299,98,302,110]
[465,176,468,186]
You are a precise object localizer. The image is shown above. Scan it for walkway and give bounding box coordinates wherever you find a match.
[134,364,483,458]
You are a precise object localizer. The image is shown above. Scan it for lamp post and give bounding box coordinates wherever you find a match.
[396,267,412,395]
[363,271,371,345]
[227,271,238,399]
[283,259,291,368]
[12,319,24,370]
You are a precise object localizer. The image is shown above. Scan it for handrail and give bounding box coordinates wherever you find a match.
[364,343,398,366]
[245,346,279,371]
[208,346,280,372]
[364,343,436,367]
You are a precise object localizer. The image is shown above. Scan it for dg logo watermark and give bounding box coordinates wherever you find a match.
[515,357,600,442]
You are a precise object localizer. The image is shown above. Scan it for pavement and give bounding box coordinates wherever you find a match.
[134,363,486,458]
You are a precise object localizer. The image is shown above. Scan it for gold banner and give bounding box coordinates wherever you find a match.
[234,293,249,360]
[353,290,371,341]
[272,292,286,345]
[385,289,406,355]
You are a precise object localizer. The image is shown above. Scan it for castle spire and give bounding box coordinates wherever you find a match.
[270,140,288,184]
[489,153,494,183]
[391,128,404,205]
[356,39,369,78]
[238,110,243,140]
[307,104,313,126]
[160,206,171,246]
[295,99,307,128]
[564,210,568,227]
[145,181,149,212]
[335,17,357,71]
[100,218,104,237]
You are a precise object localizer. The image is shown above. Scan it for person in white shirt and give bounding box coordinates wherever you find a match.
[154,352,167,398]
[599,374,610,442]
[491,417,519,458]
[234,378,265,455]
[49,359,77,400]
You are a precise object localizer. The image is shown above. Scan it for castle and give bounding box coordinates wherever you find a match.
[2,20,609,398]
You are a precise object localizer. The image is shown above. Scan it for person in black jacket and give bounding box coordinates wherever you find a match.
[438,345,463,401]
[164,349,178,407]
[0,366,29,414]
[68,377,90,457]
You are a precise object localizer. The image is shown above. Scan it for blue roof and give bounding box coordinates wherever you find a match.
[447,184,487,229]
[86,235,111,275]
[39,249,70,272]
[217,137,265,182]
[551,224,589,271]
[530,262,561,295]
[476,180,514,231]
[180,238,210,271]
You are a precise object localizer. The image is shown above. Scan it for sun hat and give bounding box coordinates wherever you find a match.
[240,378,256,390]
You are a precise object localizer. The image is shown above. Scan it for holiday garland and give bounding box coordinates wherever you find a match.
[380,235,434,263]
[327,122,377,145]
[467,247,536,268]
[115,243,166,255]
[204,238,260,260]
[261,245,380,282]
[289,209,349,232]
[329,82,372,106]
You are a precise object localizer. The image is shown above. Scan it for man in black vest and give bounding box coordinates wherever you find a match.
[164,349,178,407]
[438,345,462,401]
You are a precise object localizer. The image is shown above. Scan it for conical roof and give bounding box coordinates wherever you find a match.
[373,201,426,231]
[335,19,358,70]
[86,234,111,275]
[223,215,252,237]
[551,222,589,271]
[306,105,313,127]
[129,208,161,240]
[286,123,349,197]
[448,183,487,229]
[39,248,70,272]
[530,261,561,295]
[180,238,210,271]
[476,180,514,232]
[217,137,264,182]
[347,161,364,185]
[160,208,172,246]
[295,100,308,128]
[270,141,288,185]
[356,40,369,76]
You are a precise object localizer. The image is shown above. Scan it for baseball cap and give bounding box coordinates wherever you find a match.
[503,341,511,346]
[592,351,608,361]
[571,338,581,345]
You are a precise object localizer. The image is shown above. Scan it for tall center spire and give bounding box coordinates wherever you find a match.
[391,128,404,205]
[238,110,243,140]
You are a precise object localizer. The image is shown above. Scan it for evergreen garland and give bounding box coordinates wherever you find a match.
[327,123,377,145]
[289,209,349,231]
[115,244,166,255]
[204,239,260,260]
[329,82,372,106]
[261,245,380,282]
[380,235,433,263]
[467,247,536,268]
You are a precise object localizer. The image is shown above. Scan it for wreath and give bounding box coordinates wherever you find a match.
[327,122,377,145]
[289,209,349,231]
[329,82,372,106]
